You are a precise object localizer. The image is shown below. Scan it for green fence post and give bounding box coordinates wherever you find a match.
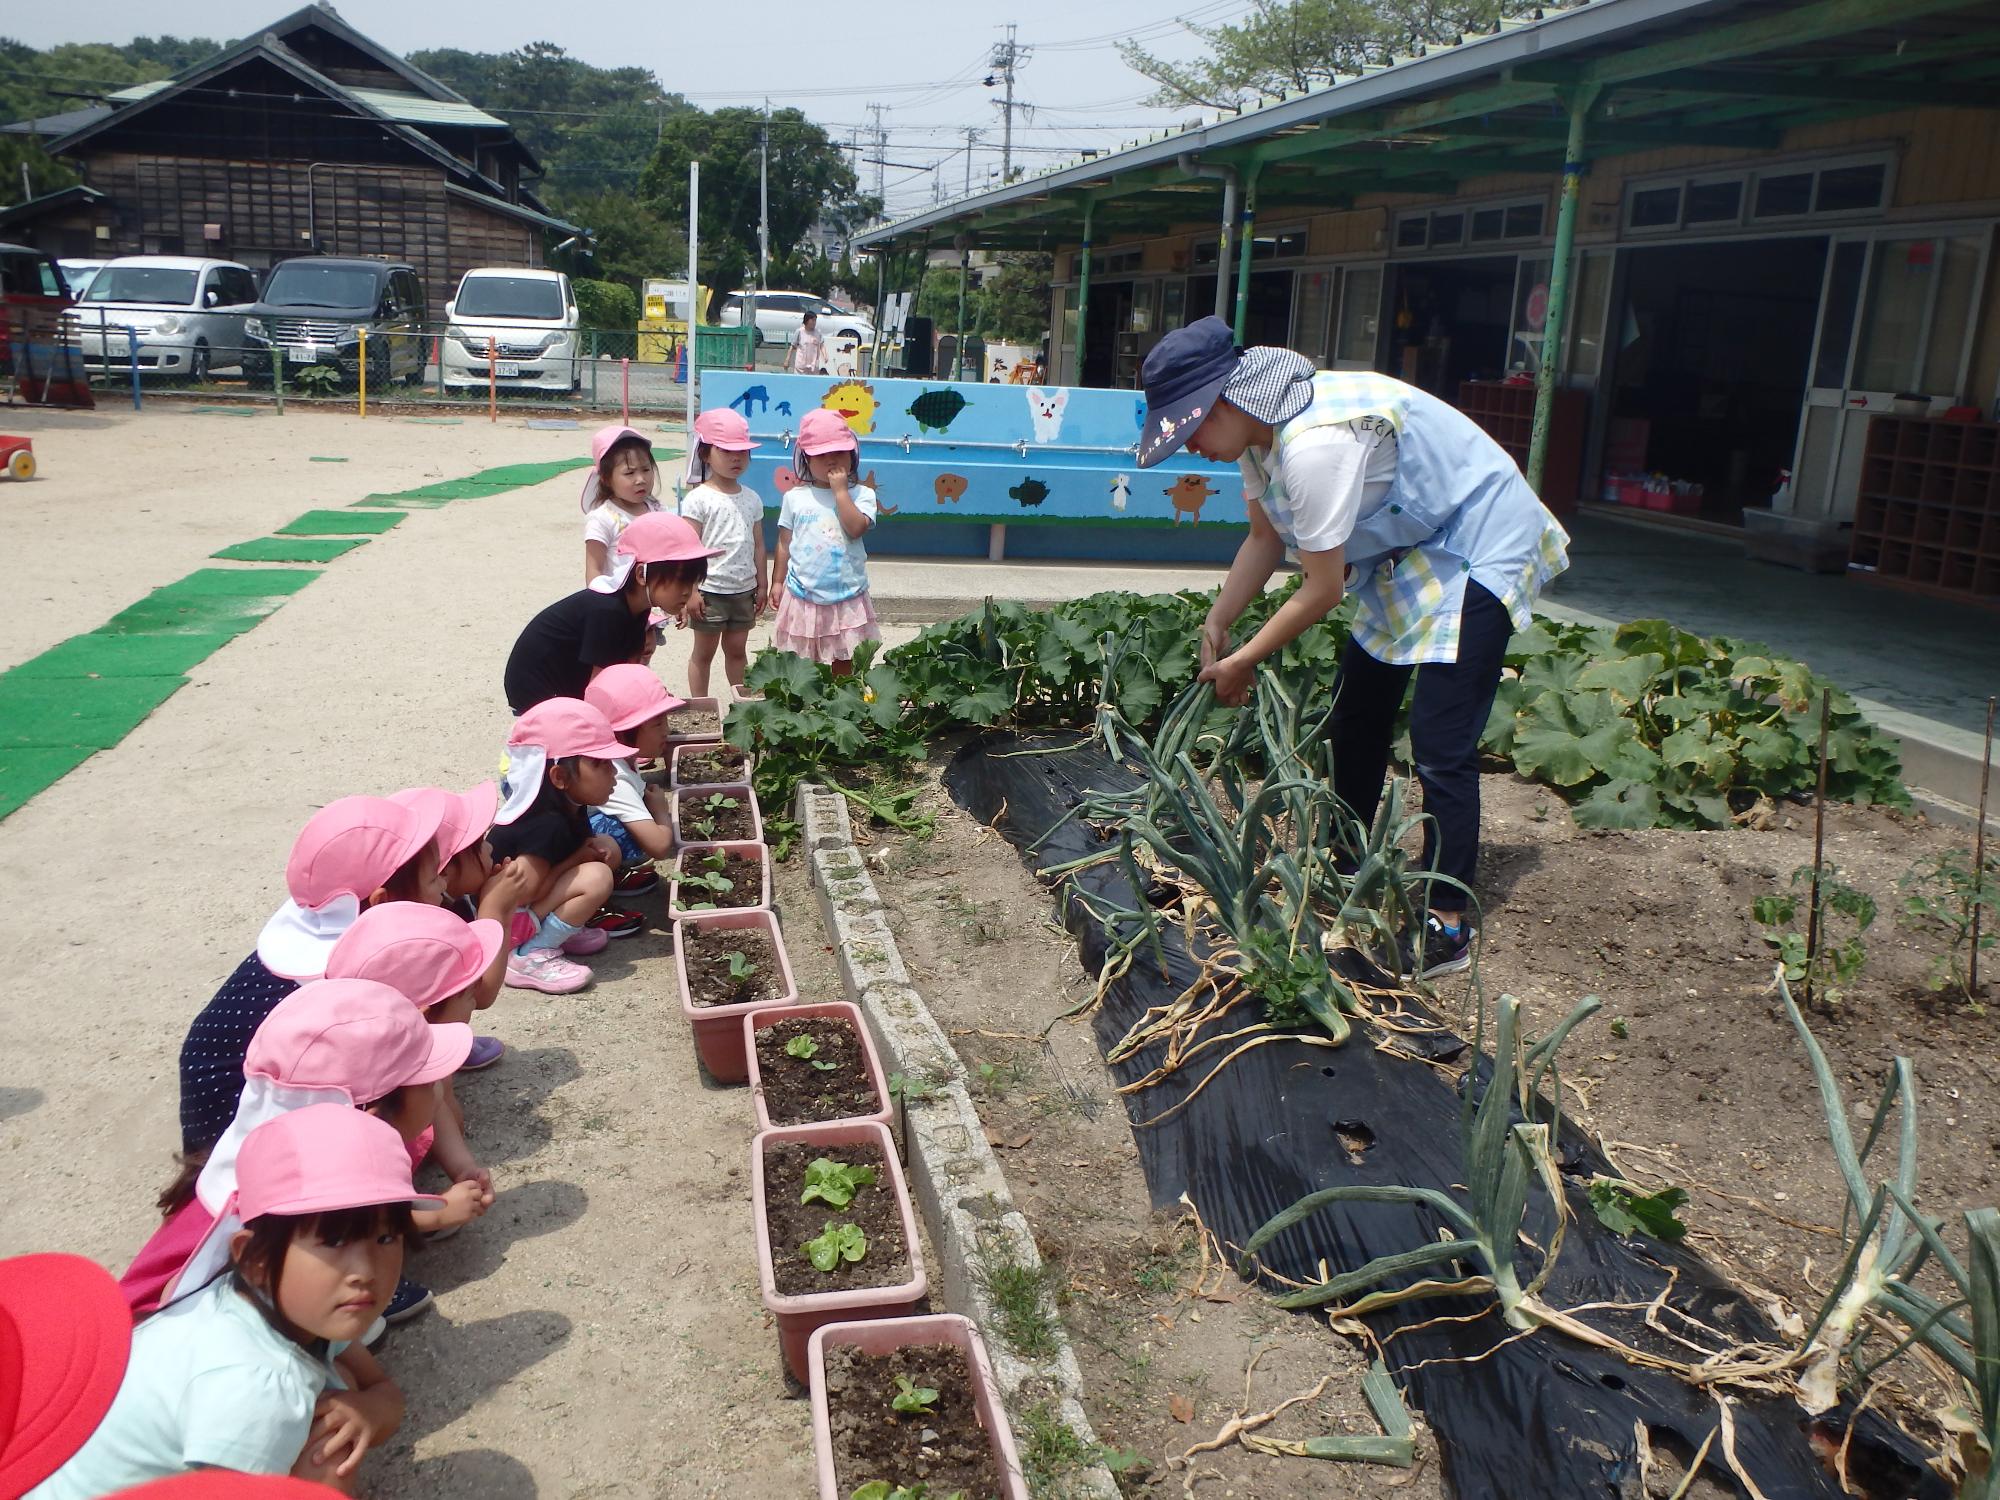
[1076,197,1094,385]
[1527,84,1599,497]
[127,327,141,410]
[274,346,285,415]
[1231,165,1260,345]
[589,330,599,406]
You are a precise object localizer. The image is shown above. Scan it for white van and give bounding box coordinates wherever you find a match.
[442,268,578,392]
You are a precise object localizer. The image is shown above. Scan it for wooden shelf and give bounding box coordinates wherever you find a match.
[1847,414,2000,610]
[1456,380,1588,516]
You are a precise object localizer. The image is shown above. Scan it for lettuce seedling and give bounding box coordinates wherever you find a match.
[724,950,757,984]
[801,1157,877,1209]
[804,1221,867,1271]
[890,1374,939,1415]
[850,1484,965,1500]
[786,1034,840,1071]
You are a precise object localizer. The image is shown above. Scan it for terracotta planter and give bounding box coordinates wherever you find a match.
[674,907,798,1082]
[668,840,772,920]
[808,1314,1029,1500]
[752,1120,927,1384]
[669,782,764,848]
[744,1001,893,1132]
[668,740,755,788]
[663,694,724,752]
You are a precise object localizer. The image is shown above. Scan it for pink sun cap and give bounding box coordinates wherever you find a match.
[585,663,686,732]
[692,407,761,451]
[257,795,445,981]
[507,697,639,760]
[323,903,504,1011]
[578,423,655,512]
[390,783,497,867]
[796,407,860,456]
[236,1104,445,1222]
[245,977,474,1099]
[616,510,723,564]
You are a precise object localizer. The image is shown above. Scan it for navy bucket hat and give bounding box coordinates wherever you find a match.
[1137,315,1242,468]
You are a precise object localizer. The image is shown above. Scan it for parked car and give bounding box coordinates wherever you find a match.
[59,258,114,300]
[240,257,427,387]
[719,291,874,352]
[69,257,259,380]
[0,242,90,404]
[441,268,578,393]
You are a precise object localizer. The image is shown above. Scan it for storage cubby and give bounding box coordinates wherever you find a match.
[1848,415,2000,610]
[1456,381,1588,515]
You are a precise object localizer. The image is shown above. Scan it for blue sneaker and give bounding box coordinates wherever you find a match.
[461,1035,504,1071]
[383,1277,433,1325]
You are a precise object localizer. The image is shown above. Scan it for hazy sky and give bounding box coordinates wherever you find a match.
[11,0,1240,218]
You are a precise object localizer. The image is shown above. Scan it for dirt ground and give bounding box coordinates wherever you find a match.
[858,752,1997,1498]
[0,402,934,1497]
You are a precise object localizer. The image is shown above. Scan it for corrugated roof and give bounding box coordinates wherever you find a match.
[109,78,505,130]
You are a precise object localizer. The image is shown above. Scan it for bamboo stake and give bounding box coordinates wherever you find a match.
[1804,689,1831,1009]
[1973,695,1994,998]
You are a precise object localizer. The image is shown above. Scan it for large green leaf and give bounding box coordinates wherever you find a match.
[1577,652,1665,707]
[946,680,1015,725]
[1572,777,1664,829]
[1512,690,1656,787]
[1659,724,1737,784]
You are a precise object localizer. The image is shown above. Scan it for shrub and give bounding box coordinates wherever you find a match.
[572,278,637,331]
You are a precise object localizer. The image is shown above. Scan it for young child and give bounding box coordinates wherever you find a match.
[774,408,881,678]
[125,977,477,1324]
[580,424,663,586]
[32,1106,427,1496]
[178,795,447,1162]
[504,511,719,716]
[489,698,645,994]
[583,664,684,869]
[679,408,767,697]
[0,1252,131,1496]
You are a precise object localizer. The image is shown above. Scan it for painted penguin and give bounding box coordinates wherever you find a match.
[1109,473,1131,512]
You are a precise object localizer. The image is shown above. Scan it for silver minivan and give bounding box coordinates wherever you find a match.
[72,257,259,379]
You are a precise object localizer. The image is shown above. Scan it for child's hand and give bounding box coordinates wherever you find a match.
[587,834,623,866]
[754,586,769,616]
[478,858,537,914]
[824,463,852,490]
[684,593,707,624]
[309,1387,395,1476]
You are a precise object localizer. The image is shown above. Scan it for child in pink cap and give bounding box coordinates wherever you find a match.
[33,1106,430,1497]
[175,795,447,1166]
[488,698,643,993]
[580,423,663,586]
[774,408,882,677]
[680,407,768,697]
[124,978,475,1327]
[584,663,687,873]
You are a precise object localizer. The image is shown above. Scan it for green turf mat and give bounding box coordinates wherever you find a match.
[213,537,366,562]
[369,457,590,501]
[0,746,94,821]
[188,406,258,416]
[309,456,348,462]
[97,568,318,636]
[402,417,464,425]
[348,497,453,509]
[0,673,187,749]
[277,509,405,536]
[7,632,236,678]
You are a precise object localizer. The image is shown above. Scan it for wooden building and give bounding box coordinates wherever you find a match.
[0,4,574,318]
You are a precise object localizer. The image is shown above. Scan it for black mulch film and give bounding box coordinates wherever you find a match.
[944,733,1944,1500]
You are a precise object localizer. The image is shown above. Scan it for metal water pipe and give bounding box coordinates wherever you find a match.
[1177,153,1239,323]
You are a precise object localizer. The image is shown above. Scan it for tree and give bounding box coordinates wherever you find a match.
[1117,0,1505,110]
[546,188,681,288]
[639,107,874,321]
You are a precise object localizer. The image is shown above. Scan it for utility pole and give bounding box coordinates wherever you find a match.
[866,102,887,210]
[985,25,1031,185]
[758,97,770,290]
[962,127,982,197]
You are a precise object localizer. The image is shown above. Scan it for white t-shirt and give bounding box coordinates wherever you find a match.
[583,497,663,580]
[1238,423,1397,554]
[779,484,877,604]
[29,1276,350,1496]
[680,482,764,596]
[594,759,655,827]
[788,326,826,373]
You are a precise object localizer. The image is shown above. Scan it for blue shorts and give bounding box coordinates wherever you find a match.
[587,809,646,865]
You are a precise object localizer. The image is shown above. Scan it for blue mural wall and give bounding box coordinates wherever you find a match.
[694,371,1246,562]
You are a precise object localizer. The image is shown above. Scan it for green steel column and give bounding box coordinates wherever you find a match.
[955,241,969,381]
[1527,85,1599,496]
[1075,197,1094,384]
[1231,166,1260,344]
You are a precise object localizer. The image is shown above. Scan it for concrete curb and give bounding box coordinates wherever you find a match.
[796,782,1122,1499]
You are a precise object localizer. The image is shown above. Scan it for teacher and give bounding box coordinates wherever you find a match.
[1136,316,1570,978]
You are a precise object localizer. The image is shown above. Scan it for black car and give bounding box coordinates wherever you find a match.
[241,257,427,387]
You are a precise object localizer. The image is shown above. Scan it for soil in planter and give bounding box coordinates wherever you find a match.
[753,1017,881,1124]
[762,1141,909,1296]
[822,1344,1004,1500]
[681,923,785,1008]
[675,789,757,844]
[669,707,722,739]
[673,849,763,913]
[676,745,750,784]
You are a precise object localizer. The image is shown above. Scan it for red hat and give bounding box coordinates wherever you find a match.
[0,1253,132,1496]
[113,1475,329,1498]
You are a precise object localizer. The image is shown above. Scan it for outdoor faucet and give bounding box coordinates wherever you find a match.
[1015,439,1028,457]
[899,434,911,454]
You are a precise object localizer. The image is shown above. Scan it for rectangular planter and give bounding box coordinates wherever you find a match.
[668,840,772,921]
[744,1001,893,1133]
[808,1314,1029,1500]
[664,694,725,752]
[669,782,764,848]
[668,740,755,789]
[753,1119,928,1385]
[674,907,798,1082]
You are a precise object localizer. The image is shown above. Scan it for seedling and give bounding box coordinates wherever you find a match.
[702,791,740,816]
[800,1157,877,1209]
[803,1221,868,1271]
[1897,848,1997,1001]
[723,950,757,984]
[678,865,736,899]
[1587,1178,1689,1242]
[1752,862,1874,1008]
[889,1374,938,1416]
[850,1485,963,1500]
[786,1034,841,1072]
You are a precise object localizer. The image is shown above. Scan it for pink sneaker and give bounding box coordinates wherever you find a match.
[505,947,592,994]
[561,924,609,956]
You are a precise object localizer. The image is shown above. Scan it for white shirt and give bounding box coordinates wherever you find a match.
[788,326,826,373]
[1238,424,1397,554]
[779,484,877,604]
[29,1277,350,1496]
[594,759,654,827]
[679,482,764,596]
[583,497,663,580]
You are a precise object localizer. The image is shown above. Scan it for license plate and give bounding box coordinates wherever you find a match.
[290,348,320,363]
[497,361,521,377]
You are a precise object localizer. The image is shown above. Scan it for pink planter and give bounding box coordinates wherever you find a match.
[668,740,755,788]
[668,840,772,920]
[752,1119,928,1384]
[669,782,764,848]
[744,1001,893,1132]
[808,1314,1029,1500]
[674,907,798,1082]
[664,695,724,753]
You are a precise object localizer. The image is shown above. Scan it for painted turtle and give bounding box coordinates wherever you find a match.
[906,387,970,434]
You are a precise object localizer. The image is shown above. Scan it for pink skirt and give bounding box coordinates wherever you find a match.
[774,590,880,664]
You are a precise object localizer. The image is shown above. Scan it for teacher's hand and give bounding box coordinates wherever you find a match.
[1199,613,1229,673]
[1197,652,1256,707]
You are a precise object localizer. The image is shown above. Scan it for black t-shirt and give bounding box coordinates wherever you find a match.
[178,950,300,1156]
[503,587,646,713]
[488,778,590,868]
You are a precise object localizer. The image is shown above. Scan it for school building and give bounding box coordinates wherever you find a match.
[853,0,2000,610]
